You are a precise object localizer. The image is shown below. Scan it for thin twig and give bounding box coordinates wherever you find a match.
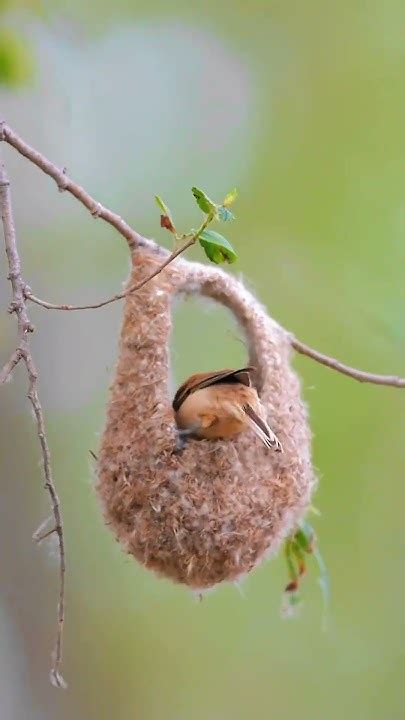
[32,514,53,541]
[25,236,196,311]
[34,526,58,544]
[0,347,23,384]
[291,336,405,388]
[0,154,66,688]
[24,214,212,311]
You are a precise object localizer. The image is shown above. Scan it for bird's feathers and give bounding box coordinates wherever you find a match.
[173,367,254,412]
[242,403,283,452]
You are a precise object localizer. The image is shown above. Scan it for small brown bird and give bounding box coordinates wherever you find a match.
[172,367,282,452]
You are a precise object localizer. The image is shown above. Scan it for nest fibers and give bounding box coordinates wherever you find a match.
[96,249,316,589]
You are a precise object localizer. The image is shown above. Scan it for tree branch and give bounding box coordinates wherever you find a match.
[0,120,156,252]
[291,336,405,388]
[0,153,66,689]
[1,116,403,389]
[0,347,23,384]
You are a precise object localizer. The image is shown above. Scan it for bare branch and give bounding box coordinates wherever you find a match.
[1,120,193,312]
[0,347,22,384]
[0,153,66,688]
[291,336,405,388]
[34,526,58,543]
[0,120,154,252]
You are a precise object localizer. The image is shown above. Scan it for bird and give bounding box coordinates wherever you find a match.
[172,366,282,452]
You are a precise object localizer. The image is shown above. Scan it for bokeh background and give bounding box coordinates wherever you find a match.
[1,1,404,718]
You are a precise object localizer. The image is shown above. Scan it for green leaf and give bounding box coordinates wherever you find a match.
[155,195,176,233]
[223,188,238,207]
[294,520,315,553]
[155,195,171,216]
[217,206,235,222]
[199,229,237,264]
[191,187,217,215]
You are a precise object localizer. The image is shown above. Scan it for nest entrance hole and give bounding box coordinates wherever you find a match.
[171,295,248,393]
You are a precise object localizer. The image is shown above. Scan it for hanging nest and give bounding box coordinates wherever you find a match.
[96,248,316,590]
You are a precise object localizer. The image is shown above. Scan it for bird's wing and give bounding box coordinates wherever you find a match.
[173,367,255,411]
[242,403,283,452]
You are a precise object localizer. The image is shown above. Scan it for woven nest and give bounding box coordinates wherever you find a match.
[96,249,316,589]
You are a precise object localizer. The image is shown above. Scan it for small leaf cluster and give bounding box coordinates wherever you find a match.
[281,514,330,624]
[155,185,238,265]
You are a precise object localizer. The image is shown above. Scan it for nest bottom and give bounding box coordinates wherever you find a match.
[97,428,313,589]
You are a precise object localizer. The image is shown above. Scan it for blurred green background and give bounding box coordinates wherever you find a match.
[1,1,404,718]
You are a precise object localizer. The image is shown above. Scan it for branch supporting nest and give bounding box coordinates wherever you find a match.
[1,121,403,388]
[291,337,405,387]
[0,118,404,685]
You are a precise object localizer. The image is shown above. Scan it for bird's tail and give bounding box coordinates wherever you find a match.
[242,403,283,452]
